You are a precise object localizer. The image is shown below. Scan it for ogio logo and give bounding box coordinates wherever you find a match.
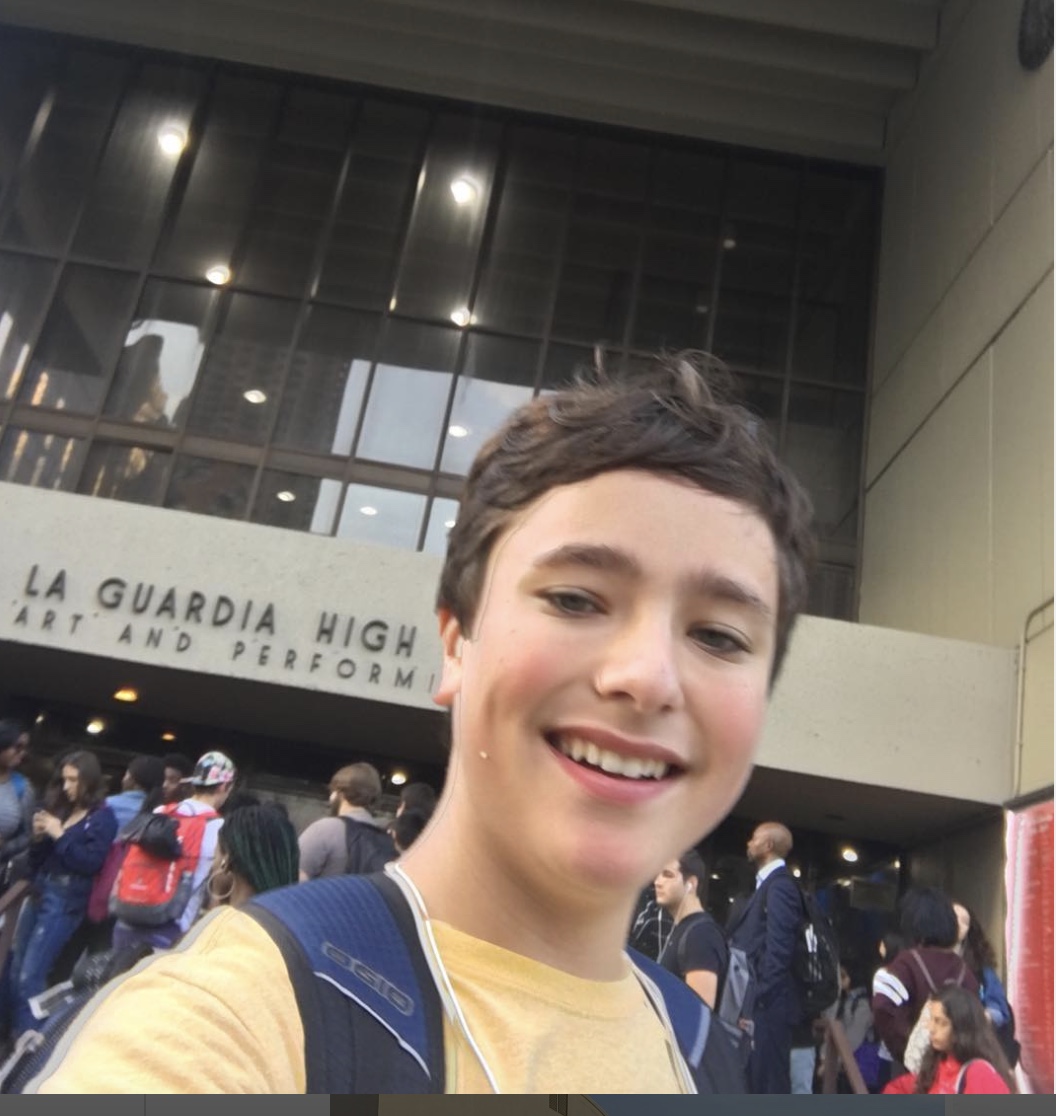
[322,941,414,1015]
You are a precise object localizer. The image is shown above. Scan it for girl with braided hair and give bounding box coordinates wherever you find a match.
[207,803,299,908]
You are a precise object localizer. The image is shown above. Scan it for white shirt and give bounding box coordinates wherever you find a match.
[755,857,786,889]
[163,798,225,932]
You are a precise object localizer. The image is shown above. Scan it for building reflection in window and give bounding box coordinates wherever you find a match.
[164,455,254,519]
[0,252,56,400]
[77,442,170,505]
[335,484,427,551]
[250,470,343,535]
[0,427,86,490]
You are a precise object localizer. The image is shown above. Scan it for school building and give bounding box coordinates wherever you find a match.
[0,0,1051,991]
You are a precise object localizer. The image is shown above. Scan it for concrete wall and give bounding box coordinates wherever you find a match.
[861,0,1054,801]
[0,481,1017,806]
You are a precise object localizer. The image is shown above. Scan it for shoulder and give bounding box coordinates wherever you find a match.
[298,816,343,841]
[963,1059,1011,1094]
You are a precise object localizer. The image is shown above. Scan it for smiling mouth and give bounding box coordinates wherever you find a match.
[546,733,682,781]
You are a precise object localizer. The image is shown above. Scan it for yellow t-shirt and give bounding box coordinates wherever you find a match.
[33,907,688,1093]
[433,920,686,1093]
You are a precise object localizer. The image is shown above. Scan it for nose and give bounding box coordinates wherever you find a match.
[593,613,684,714]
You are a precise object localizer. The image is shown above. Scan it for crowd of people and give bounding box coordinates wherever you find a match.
[0,731,435,1073]
[0,354,1023,1095]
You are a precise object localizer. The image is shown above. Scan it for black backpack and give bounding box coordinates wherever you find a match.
[341,817,396,875]
[790,886,840,1016]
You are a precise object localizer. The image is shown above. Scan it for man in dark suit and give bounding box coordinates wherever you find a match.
[726,821,803,1093]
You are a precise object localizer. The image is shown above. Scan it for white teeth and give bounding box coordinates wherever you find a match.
[554,735,671,780]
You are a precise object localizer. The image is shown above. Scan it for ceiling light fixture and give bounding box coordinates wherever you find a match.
[359,506,378,516]
[450,308,474,328]
[161,732,177,742]
[722,235,737,251]
[113,687,138,703]
[841,847,859,863]
[792,867,802,878]
[243,389,267,405]
[450,176,479,206]
[86,718,106,735]
[390,770,408,786]
[157,124,188,156]
[276,490,296,503]
[205,264,232,286]
[448,424,469,438]
[443,518,456,529]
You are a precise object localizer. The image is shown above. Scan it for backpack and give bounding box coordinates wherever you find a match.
[902,949,970,1074]
[789,885,840,1017]
[713,943,756,1070]
[247,872,747,1093]
[111,803,218,927]
[341,817,396,875]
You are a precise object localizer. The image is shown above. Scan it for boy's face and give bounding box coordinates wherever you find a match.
[435,468,779,902]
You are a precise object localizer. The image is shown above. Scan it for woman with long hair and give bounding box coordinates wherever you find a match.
[206,802,299,909]
[3,749,116,1040]
[952,901,1017,1062]
[883,984,1015,1094]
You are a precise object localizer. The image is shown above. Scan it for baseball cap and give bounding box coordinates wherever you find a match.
[186,750,236,788]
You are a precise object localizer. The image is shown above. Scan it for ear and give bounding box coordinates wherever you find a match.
[433,608,465,709]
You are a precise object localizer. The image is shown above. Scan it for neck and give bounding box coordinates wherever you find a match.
[398,810,635,982]
[673,893,703,925]
[337,801,365,818]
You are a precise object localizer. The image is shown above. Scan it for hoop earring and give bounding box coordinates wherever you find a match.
[207,869,235,904]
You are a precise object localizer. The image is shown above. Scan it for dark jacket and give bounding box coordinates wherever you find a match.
[29,804,118,905]
[726,864,803,1024]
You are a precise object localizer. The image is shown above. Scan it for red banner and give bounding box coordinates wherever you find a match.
[1005,798,1054,1093]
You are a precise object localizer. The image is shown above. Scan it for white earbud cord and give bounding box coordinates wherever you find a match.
[386,862,503,1093]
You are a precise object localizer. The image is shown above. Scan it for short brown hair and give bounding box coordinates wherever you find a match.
[329,762,382,808]
[437,352,814,681]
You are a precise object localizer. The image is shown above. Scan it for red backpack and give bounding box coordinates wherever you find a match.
[112,803,219,927]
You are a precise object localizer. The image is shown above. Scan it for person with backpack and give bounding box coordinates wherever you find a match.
[654,851,728,1011]
[28,352,815,1094]
[726,821,803,1093]
[952,900,1019,1069]
[110,750,235,952]
[872,887,978,1073]
[0,721,35,894]
[298,762,395,879]
[882,984,1014,1094]
[3,750,116,1042]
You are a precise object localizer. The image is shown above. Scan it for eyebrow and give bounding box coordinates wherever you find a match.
[531,544,774,620]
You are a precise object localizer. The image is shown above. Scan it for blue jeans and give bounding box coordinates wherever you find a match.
[7,878,86,1037]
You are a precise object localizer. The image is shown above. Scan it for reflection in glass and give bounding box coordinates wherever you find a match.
[712,289,790,375]
[356,321,460,469]
[105,280,219,427]
[78,442,170,505]
[475,180,567,335]
[274,306,378,455]
[0,427,86,491]
[552,196,642,343]
[0,50,126,254]
[317,100,430,309]
[421,495,462,556]
[164,455,254,519]
[0,252,57,399]
[783,386,863,541]
[539,342,594,393]
[18,265,139,413]
[185,292,298,444]
[0,34,56,199]
[335,484,426,550]
[579,137,650,200]
[440,334,538,475]
[794,170,875,386]
[238,88,354,296]
[72,63,206,266]
[251,470,343,534]
[393,114,501,322]
[156,75,280,280]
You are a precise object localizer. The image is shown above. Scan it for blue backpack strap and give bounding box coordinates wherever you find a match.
[629,948,747,1094]
[247,871,444,1093]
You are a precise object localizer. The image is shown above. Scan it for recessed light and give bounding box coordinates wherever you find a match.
[722,235,737,251]
[388,297,398,311]
[161,731,177,742]
[113,687,138,703]
[792,867,802,878]
[205,264,232,285]
[450,308,474,328]
[448,424,469,438]
[390,769,408,786]
[450,176,479,206]
[86,718,106,735]
[276,490,296,503]
[243,389,267,405]
[841,847,859,863]
[34,713,45,724]
[157,124,187,156]
[893,858,901,869]
[359,505,378,516]
[710,873,720,880]
[444,518,456,529]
